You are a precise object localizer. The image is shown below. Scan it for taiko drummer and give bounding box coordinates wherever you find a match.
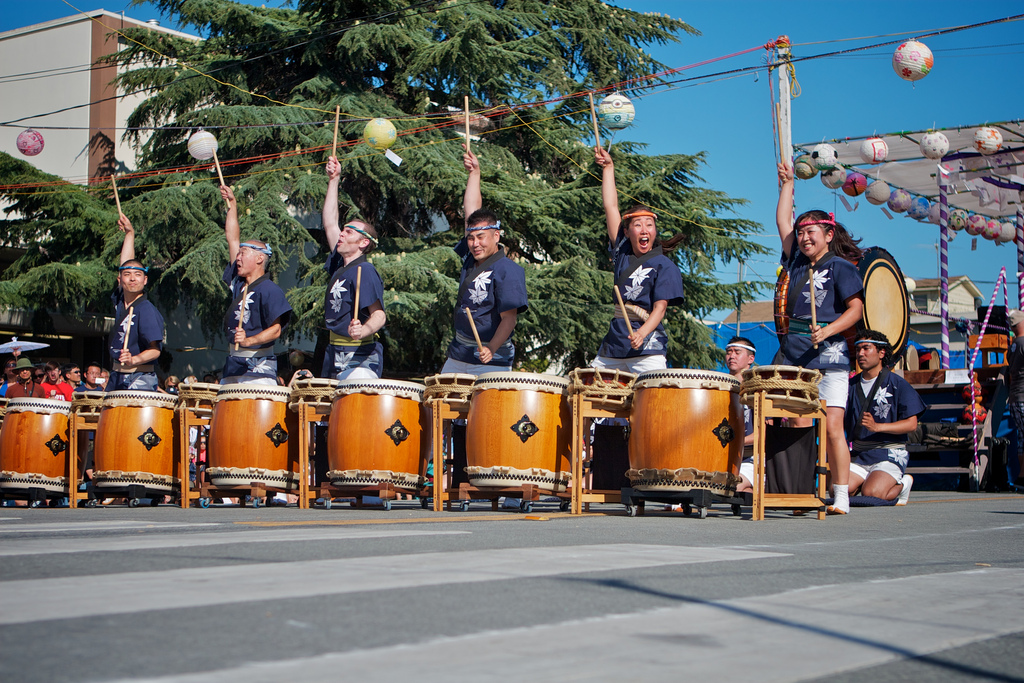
[592,148,684,372]
[776,162,864,515]
[440,147,527,376]
[107,214,164,392]
[219,185,293,385]
[321,156,387,379]
[725,337,758,494]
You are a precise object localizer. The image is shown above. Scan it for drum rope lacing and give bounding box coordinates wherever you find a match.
[423,379,475,401]
[740,368,822,410]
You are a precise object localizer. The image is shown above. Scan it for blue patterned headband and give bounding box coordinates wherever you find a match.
[240,241,273,256]
[467,221,501,233]
[118,264,148,273]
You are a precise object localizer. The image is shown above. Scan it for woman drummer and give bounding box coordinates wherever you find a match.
[776,162,864,515]
[593,148,684,372]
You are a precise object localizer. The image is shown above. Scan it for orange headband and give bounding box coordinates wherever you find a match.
[622,210,658,221]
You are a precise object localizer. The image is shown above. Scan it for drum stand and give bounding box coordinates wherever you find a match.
[177,404,209,509]
[749,393,828,520]
[569,393,629,514]
[68,406,97,509]
[294,401,328,510]
[426,396,468,512]
[619,487,747,519]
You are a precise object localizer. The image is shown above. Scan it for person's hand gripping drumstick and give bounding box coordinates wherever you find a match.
[233,284,248,350]
[465,307,491,364]
[119,305,134,365]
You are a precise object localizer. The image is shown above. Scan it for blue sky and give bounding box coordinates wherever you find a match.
[5,1,1024,316]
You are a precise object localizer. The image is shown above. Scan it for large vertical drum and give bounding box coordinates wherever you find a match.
[627,369,743,495]
[0,397,70,494]
[465,373,572,492]
[207,385,300,490]
[93,391,180,491]
[327,379,427,491]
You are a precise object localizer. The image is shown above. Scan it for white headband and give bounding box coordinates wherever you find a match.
[726,343,756,353]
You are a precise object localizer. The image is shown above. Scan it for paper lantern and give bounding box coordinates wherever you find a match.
[973,127,1003,155]
[919,132,949,160]
[948,208,968,231]
[982,219,1002,241]
[820,166,846,189]
[596,93,635,130]
[810,143,838,170]
[892,40,933,82]
[927,202,942,224]
[363,118,398,150]
[905,277,916,294]
[966,214,987,236]
[187,130,219,160]
[842,172,866,197]
[865,180,890,205]
[887,189,912,213]
[16,129,45,156]
[288,350,306,367]
[997,222,1017,244]
[859,138,888,164]
[907,197,930,221]
[793,155,817,179]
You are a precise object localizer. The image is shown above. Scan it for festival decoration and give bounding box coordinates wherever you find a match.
[966,214,987,236]
[596,93,635,130]
[842,172,866,197]
[810,143,838,170]
[997,222,1017,244]
[16,129,45,156]
[907,197,930,221]
[859,137,888,164]
[904,277,916,294]
[982,219,1002,241]
[363,118,398,150]
[865,180,890,205]
[187,130,218,160]
[973,127,1003,155]
[892,40,933,82]
[927,202,942,224]
[919,131,949,160]
[288,349,306,366]
[887,189,912,213]
[820,166,846,189]
[793,155,817,179]
[948,208,969,231]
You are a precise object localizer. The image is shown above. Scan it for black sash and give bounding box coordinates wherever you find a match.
[615,244,663,290]
[784,252,835,324]
[457,246,505,307]
[224,273,270,331]
[326,255,367,321]
[855,368,890,441]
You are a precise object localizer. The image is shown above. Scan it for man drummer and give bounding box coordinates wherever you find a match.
[108,214,164,392]
[219,185,293,385]
[441,148,527,375]
[6,357,44,398]
[321,156,387,379]
[725,337,758,493]
[845,330,924,505]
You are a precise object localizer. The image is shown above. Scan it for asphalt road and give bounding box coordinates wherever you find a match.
[2,492,1023,683]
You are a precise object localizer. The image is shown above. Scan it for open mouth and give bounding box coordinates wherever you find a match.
[637,235,651,250]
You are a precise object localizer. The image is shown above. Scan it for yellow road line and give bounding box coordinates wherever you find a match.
[235,513,577,527]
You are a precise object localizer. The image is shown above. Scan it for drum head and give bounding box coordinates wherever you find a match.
[858,247,909,364]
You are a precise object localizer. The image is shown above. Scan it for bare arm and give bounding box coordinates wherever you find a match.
[323,156,342,251]
[628,299,669,350]
[119,341,160,367]
[234,318,284,348]
[860,412,918,436]
[117,214,135,265]
[347,301,386,340]
[221,185,240,263]
[810,295,864,346]
[776,162,796,258]
[595,148,622,245]
[463,145,482,224]
[478,308,518,364]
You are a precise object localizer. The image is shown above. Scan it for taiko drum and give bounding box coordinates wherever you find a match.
[327,379,427,491]
[94,391,180,491]
[628,369,743,495]
[465,373,572,492]
[208,385,300,490]
[0,397,70,493]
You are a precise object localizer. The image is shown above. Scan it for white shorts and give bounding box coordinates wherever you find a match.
[220,376,278,386]
[334,366,378,380]
[739,461,760,485]
[818,369,850,408]
[849,459,904,486]
[590,354,667,374]
[440,358,511,377]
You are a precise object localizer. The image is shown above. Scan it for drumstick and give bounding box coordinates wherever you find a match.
[465,307,486,358]
[352,266,362,325]
[122,305,134,353]
[212,150,229,206]
[588,92,602,151]
[809,268,818,349]
[613,284,632,334]
[464,96,471,153]
[332,105,340,159]
[112,174,123,216]
[234,283,248,352]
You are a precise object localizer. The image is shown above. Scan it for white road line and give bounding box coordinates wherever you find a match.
[0,544,781,625]
[0,520,221,534]
[1,527,470,556]
[108,568,1024,683]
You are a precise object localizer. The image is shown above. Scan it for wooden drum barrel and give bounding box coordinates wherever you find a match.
[327,379,427,491]
[628,369,743,496]
[0,397,70,494]
[93,391,180,492]
[207,385,300,490]
[465,373,572,492]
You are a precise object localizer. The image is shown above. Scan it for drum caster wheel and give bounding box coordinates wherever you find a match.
[625,504,638,517]
[731,504,742,517]
[559,500,570,512]
[420,498,430,509]
[682,504,692,517]
[29,500,42,508]
[698,506,708,520]
[198,498,211,509]
[322,498,332,510]
[86,499,99,508]
[128,498,140,508]
[519,501,533,514]
[251,497,261,509]
[383,500,392,511]
[459,501,470,512]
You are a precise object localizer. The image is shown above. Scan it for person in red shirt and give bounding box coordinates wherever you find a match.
[40,361,71,401]
[6,357,45,398]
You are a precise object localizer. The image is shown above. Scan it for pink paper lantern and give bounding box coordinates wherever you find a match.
[981,219,1002,241]
[16,129,45,156]
[966,214,987,236]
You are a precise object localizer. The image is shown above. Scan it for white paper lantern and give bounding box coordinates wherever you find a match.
[859,137,888,164]
[973,127,1003,156]
[927,202,942,224]
[904,277,917,294]
[597,93,635,130]
[907,197,930,221]
[187,130,219,161]
[948,208,968,231]
[892,40,933,82]
[865,180,891,205]
[793,155,817,180]
[887,189,912,213]
[919,131,949,160]
[810,143,838,170]
[966,214,987,236]
[820,166,846,189]
[997,222,1017,244]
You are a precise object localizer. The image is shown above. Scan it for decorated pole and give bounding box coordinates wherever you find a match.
[938,178,951,368]
[969,268,1007,477]
[1017,208,1024,308]
[776,36,793,165]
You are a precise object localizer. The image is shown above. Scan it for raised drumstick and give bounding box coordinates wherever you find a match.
[465,307,485,358]
[588,92,602,152]
[112,174,123,216]
[332,105,340,159]
[234,283,248,352]
[809,268,818,349]
[464,96,471,153]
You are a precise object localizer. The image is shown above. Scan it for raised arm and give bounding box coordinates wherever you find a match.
[463,145,482,225]
[117,214,135,265]
[595,148,622,245]
[221,185,240,263]
[776,162,796,258]
[323,156,342,251]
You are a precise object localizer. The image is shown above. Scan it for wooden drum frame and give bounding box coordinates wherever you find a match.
[627,369,743,496]
[0,397,71,494]
[465,373,572,492]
